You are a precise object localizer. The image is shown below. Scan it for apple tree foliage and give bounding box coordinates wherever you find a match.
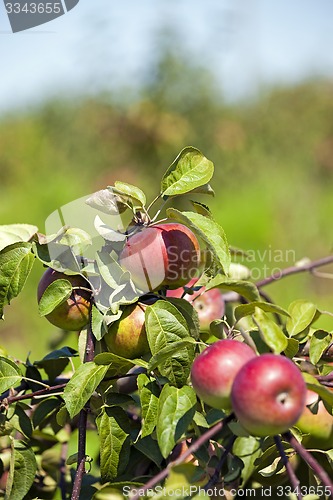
[0,147,332,499]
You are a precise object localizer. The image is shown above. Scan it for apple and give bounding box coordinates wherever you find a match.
[231,354,307,437]
[191,339,256,410]
[167,279,225,331]
[119,223,200,293]
[37,268,91,331]
[104,303,150,359]
[295,390,333,450]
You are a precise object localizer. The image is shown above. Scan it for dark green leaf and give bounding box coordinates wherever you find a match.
[96,406,131,482]
[134,435,163,466]
[32,397,62,428]
[166,297,200,340]
[5,441,37,499]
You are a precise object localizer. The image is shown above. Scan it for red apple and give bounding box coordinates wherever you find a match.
[119,223,200,293]
[167,279,225,331]
[295,390,333,450]
[191,339,256,410]
[104,303,150,359]
[231,354,307,437]
[37,268,91,331]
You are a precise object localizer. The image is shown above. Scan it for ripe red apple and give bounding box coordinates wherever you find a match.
[104,303,150,359]
[37,268,91,331]
[231,354,307,437]
[295,390,333,450]
[191,339,256,410]
[167,279,225,331]
[119,223,200,293]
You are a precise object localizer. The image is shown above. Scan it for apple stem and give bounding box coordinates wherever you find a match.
[203,434,237,491]
[283,431,333,494]
[130,414,235,500]
[274,435,302,500]
[71,323,95,500]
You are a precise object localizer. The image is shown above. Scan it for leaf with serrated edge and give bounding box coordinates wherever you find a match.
[206,276,260,302]
[38,279,72,317]
[5,442,37,499]
[167,208,230,276]
[253,308,288,354]
[0,224,38,251]
[114,181,146,206]
[0,242,34,319]
[161,147,214,197]
[286,300,317,337]
[235,301,290,322]
[63,362,109,418]
[156,384,197,458]
[96,406,131,482]
[148,339,196,372]
[137,373,160,438]
[309,330,332,365]
[0,356,22,393]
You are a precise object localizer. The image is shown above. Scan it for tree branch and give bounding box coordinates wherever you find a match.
[203,434,237,491]
[274,435,302,500]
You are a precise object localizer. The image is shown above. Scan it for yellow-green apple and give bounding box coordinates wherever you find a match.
[104,303,150,359]
[119,223,200,292]
[191,339,256,410]
[37,268,91,331]
[295,390,333,450]
[231,354,307,436]
[167,279,225,331]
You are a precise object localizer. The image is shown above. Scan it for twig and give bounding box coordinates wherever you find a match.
[3,383,67,405]
[283,431,333,494]
[71,325,95,500]
[130,414,235,500]
[274,435,302,500]
[203,434,237,491]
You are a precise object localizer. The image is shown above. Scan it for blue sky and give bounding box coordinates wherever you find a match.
[1,0,333,113]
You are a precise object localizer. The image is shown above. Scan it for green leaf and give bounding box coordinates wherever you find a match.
[38,278,72,316]
[190,201,212,218]
[0,224,38,251]
[253,308,288,354]
[286,300,317,336]
[166,297,200,340]
[94,352,147,377]
[145,301,195,387]
[58,227,92,255]
[0,242,34,319]
[235,301,290,322]
[302,373,333,406]
[32,397,62,428]
[114,181,146,207]
[206,276,260,302]
[232,436,262,487]
[0,356,22,393]
[134,435,163,466]
[96,406,131,482]
[156,384,197,458]
[161,147,214,197]
[91,305,109,342]
[188,183,215,196]
[34,346,77,381]
[9,404,33,438]
[96,250,124,289]
[63,362,109,418]
[5,442,37,500]
[148,339,196,372]
[309,330,332,365]
[284,338,300,359]
[86,188,129,215]
[167,209,230,276]
[137,374,160,438]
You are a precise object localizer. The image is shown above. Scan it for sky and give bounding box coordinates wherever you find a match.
[0,0,333,113]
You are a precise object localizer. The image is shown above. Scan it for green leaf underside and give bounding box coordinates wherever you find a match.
[161,147,214,197]
[206,276,260,302]
[38,279,72,316]
[235,301,290,322]
[167,208,230,276]
[156,384,197,458]
[97,406,131,482]
[0,243,34,319]
[63,362,109,418]
[0,223,38,252]
[0,356,22,393]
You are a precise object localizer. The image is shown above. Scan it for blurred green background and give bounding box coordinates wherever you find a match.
[1,39,333,360]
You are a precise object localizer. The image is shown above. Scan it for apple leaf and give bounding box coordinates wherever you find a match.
[309,330,332,365]
[190,201,212,218]
[0,242,35,319]
[302,372,333,406]
[235,301,290,322]
[156,384,197,458]
[233,436,262,487]
[38,279,72,317]
[253,308,288,354]
[96,250,124,289]
[148,338,196,372]
[166,297,200,340]
[188,183,215,196]
[0,356,22,393]
[166,209,230,276]
[114,181,146,207]
[94,216,127,243]
[145,301,195,387]
[284,338,300,359]
[286,300,317,337]
[134,435,163,466]
[63,362,109,418]
[137,373,160,438]
[85,188,129,215]
[206,276,260,302]
[58,227,92,255]
[96,406,131,482]
[161,147,214,197]
[5,442,37,500]
[0,224,38,251]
